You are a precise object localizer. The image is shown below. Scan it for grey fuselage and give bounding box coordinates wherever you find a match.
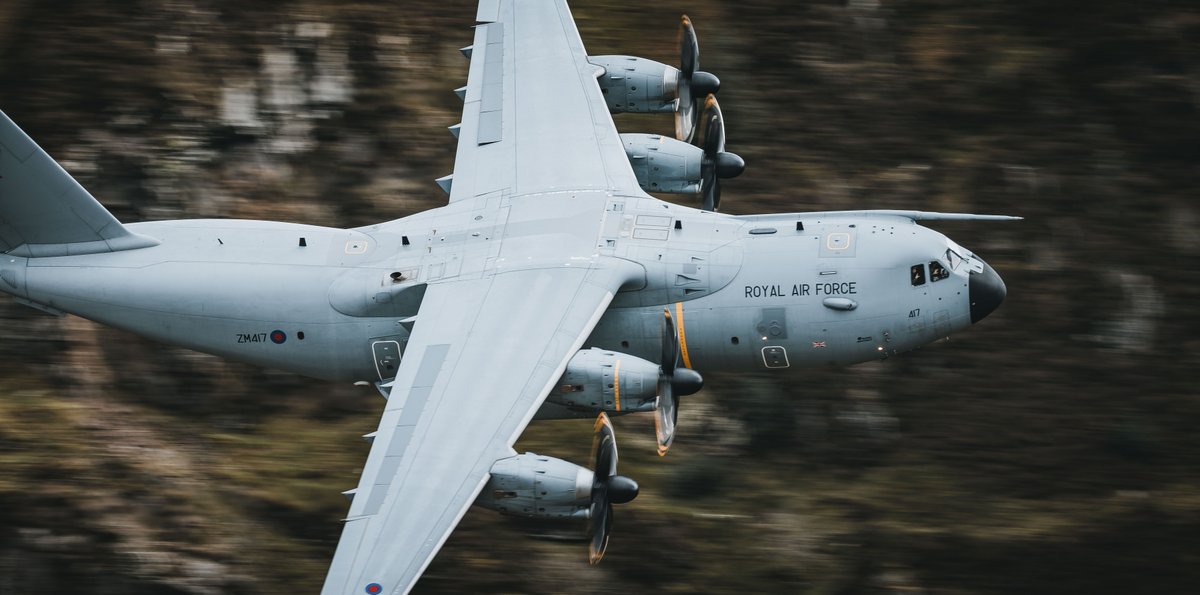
[0,193,999,395]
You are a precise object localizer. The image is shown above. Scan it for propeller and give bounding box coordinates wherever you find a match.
[698,94,745,212]
[654,308,704,456]
[674,15,721,144]
[588,413,639,564]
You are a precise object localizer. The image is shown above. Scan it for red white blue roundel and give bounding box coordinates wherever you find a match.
[365,583,383,594]
[270,330,287,344]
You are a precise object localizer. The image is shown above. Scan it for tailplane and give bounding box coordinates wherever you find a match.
[0,110,157,257]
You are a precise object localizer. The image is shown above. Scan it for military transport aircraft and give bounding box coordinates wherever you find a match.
[0,1,1017,593]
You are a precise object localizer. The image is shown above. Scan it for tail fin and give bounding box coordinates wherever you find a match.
[0,110,158,257]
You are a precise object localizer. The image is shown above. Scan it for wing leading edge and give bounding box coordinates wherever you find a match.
[321,259,641,595]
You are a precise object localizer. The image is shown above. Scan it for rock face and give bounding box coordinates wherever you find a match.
[1,2,1199,595]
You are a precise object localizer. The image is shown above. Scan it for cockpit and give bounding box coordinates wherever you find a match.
[905,235,1006,324]
[909,243,978,287]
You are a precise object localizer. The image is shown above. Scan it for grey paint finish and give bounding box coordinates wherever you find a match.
[322,262,640,595]
[358,343,451,516]
[0,1,1017,594]
[476,22,504,145]
[0,110,158,256]
[447,0,640,202]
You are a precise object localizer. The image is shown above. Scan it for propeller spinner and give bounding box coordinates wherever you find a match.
[588,413,639,564]
[674,15,721,144]
[654,309,704,455]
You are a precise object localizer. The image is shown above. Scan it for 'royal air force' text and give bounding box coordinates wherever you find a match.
[744,282,858,299]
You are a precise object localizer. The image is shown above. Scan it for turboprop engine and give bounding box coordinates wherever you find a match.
[619,98,743,206]
[619,133,703,195]
[477,452,594,520]
[545,348,661,414]
[590,15,719,143]
[476,414,639,563]
[598,15,745,210]
[590,55,682,114]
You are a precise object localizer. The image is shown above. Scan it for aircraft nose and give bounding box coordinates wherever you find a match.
[969,260,1006,324]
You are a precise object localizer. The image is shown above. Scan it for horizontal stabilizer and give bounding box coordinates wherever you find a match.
[0,110,158,257]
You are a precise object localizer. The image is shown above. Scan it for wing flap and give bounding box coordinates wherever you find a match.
[477,22,505,145]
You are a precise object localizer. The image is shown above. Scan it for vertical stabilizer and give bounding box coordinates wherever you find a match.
[0,110,158,257]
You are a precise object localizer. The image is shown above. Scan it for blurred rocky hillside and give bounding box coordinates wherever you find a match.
[1,1,1198,594]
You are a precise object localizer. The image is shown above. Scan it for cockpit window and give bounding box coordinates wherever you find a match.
[945,248,965,271]
[910,264,926,286]
[929,260,950,281]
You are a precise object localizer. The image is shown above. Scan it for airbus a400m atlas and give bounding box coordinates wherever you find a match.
[0,1,1016,593]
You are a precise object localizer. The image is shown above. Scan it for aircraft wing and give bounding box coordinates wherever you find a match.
[322,2,647,593]
[444,0,645,201]
[321,261,637,595]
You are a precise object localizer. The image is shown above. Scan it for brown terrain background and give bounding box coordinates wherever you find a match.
[1,1,1198,593]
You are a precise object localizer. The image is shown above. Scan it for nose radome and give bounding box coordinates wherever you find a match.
[969,260,1006,324]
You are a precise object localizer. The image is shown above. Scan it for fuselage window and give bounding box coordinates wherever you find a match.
[910,264,926,286]
[929,260,950,281]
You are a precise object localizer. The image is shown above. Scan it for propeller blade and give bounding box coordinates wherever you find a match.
[675,16,698,142]
[679,16,720,96]
[674,15,720,143]
[703,172,720,212]
[679,15,699,77]
[588,412,637,564]
[701,95,721,211]
[698,94,744,212]
[654,379,677,456]
[655,307,700,455]
[591,412,618,480]
[661,308,679,375]
[674,90,696,144]
[702,95,726,154]
[588,499,612,565]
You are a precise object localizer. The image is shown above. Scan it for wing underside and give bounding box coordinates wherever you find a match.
[446,0,644,201]
[321,262,638,595]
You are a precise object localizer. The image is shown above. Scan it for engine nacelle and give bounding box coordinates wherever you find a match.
[545,348,660,415]
[620,133,704,195]
[477,453,593,519]
[591,55,679,114]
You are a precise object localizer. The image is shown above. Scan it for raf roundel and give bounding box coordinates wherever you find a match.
[365,583,383,595]
[270,330,287,344]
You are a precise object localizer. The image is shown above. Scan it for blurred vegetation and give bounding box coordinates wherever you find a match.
[1,0,1199,593]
